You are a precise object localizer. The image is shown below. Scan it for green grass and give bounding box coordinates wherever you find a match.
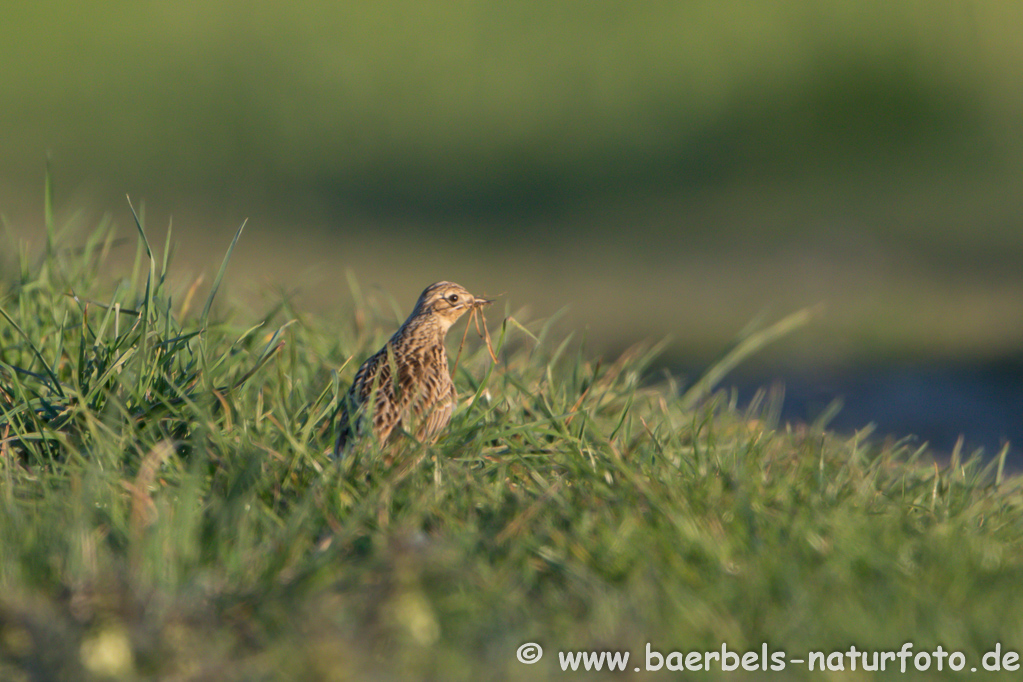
[2,211,1023,681]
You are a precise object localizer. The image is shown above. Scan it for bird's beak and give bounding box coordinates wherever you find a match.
[474,297,494,307]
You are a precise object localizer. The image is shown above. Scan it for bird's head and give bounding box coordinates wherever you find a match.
[412,281,492,333]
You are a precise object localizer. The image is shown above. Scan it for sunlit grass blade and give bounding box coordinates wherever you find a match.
[680,305,821,410]
[218,322,292,392]
[126,196,157,396]
[43,156,54,256]
[200,218,247,328]
[160,217,173,285]
[505,315,539,344]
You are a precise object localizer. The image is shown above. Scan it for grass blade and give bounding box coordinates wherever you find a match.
[0,304,65,398]
[680,305,821,410]
[201,218,247,327]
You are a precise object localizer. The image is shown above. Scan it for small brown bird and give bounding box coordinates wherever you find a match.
[334,281,492,457]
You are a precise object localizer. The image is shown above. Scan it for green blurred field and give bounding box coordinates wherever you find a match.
[5,2,1022,202]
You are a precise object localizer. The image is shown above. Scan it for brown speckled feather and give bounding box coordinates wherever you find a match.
[334,282,489,457]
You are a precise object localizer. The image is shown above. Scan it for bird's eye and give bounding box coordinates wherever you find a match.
[448,294,459,303]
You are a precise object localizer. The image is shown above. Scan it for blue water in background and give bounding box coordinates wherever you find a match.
[721,360,1023,467]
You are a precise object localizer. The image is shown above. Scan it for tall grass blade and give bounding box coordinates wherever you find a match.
[996,443,1009,488]
[43,158,55,257]
[201,219,247,328]
[680,305,821,410]
[127,196,157,394]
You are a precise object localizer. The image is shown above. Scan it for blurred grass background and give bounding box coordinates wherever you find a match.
[2,1,1022,365]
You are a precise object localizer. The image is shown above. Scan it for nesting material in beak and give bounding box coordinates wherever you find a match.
[453,295,499,374]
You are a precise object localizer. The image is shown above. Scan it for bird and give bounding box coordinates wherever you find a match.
[334,281,492,457]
